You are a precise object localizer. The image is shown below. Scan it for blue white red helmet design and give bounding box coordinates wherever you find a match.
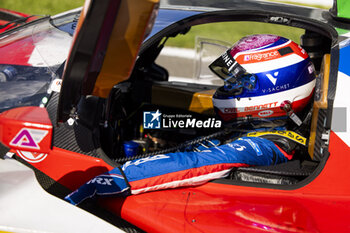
[209,34,316,122]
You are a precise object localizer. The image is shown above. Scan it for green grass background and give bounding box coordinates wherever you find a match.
[0,0,84,15]
[166,22,304,48]
[0,0,321,48]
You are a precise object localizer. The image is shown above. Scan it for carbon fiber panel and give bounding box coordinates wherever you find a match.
[313,109,328,161]
[46,92,100,157]
[0,142,9,159]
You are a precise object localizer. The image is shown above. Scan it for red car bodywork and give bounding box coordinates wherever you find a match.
[112,131,350,233]
[0,8,37,33]
[1,107,349,233]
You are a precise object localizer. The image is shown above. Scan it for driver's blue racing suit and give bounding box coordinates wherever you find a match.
[65,136,289,205]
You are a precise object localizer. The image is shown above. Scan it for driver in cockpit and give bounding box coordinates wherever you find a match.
[65,34,315,205]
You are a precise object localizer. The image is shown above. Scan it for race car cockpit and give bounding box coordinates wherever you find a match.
[63,31,331,204]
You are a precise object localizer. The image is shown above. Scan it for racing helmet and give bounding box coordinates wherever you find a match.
[209,34,316,123]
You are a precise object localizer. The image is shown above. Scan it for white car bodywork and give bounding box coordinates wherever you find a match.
[0,157,124,233]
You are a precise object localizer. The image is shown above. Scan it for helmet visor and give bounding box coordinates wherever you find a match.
[209,51,247,84]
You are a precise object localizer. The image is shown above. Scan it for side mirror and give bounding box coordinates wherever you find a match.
[0,107,52,154]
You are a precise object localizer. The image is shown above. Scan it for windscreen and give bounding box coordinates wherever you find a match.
[0,14,76,112]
